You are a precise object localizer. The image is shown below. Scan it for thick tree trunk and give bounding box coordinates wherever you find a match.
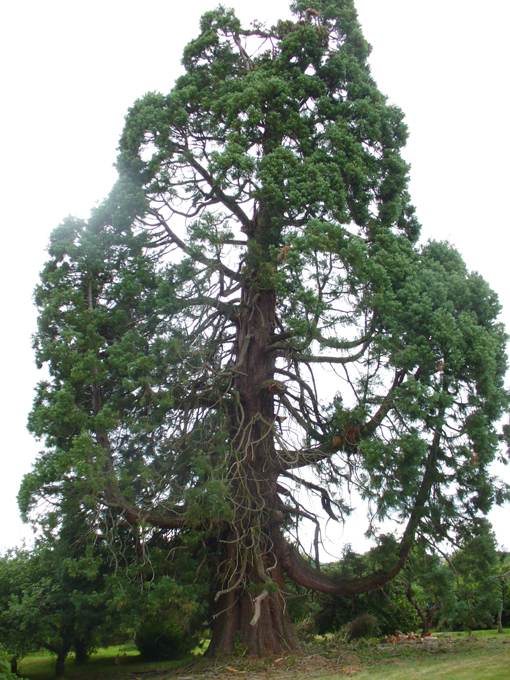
[497,577,506,634]
[207,272,302,654]
[206,232,419,654]
[74,638,89,665]
[208,537,300,655]
[55,650,68,678]
[420,612,435,636]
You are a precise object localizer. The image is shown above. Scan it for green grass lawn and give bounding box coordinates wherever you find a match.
[325,630,510,680]
[18,646,188,680]
[17,630,510,680]
[349,636,510,680]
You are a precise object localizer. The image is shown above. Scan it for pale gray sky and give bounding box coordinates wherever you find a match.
[1,0,508,553]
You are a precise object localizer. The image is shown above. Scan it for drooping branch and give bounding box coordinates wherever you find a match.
[314,324,376,351]
[93,407,189,530]
[280,418,444,594]
[281,471,344,521]
[275,366,409,472]
[279,538,403,595]
[97,436,188,530]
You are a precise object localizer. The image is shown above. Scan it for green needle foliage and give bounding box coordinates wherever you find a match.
[0,511,115,678]
[22,0,509,656]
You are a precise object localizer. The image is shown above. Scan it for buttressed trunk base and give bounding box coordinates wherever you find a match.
[208,558,300,656]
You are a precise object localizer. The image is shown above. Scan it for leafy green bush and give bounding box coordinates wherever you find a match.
[135,619,197,661]
[133,576,206,661]
[346,613,379,640]
[0,649,16,680]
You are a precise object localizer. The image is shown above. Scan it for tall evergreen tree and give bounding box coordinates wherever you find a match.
[23,0,509,655]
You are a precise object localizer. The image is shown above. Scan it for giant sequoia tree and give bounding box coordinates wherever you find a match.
[23,0,509,656]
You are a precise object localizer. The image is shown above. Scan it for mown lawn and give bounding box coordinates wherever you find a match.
[347,633,510,680]
[17,630,510,680]
[18,646,188,680]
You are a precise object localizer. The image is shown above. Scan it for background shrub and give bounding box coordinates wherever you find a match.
[346,613,379,641]
[135,619,198,661]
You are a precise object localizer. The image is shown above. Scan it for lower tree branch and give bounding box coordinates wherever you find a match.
[280,417,443,594]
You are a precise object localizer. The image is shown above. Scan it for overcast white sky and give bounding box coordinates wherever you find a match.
[1,0,508,554]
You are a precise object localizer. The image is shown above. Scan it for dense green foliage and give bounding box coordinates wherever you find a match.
[445,523,502,631]
[0,649,16,680]
[0,503,117,676]
[400,546,456,634]
[0,523,208,674]
[0,550,37,671]
[21,0,509,655]
[135,620,194,661]
[313,546,420,636]
[311,526,507,637]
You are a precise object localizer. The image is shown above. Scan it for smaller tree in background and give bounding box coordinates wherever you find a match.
[1,495,117,677]
[496,551,510,633]
[103,525,212,661]
[0,550,37,673]
[312,528,506,638]
[442,521,501,632]
[402,547,456,634]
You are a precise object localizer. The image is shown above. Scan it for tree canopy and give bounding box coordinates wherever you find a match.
[22,0,509,656]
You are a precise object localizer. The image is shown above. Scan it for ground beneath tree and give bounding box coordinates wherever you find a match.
[79,634,510,680]
[117,652,362,680]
